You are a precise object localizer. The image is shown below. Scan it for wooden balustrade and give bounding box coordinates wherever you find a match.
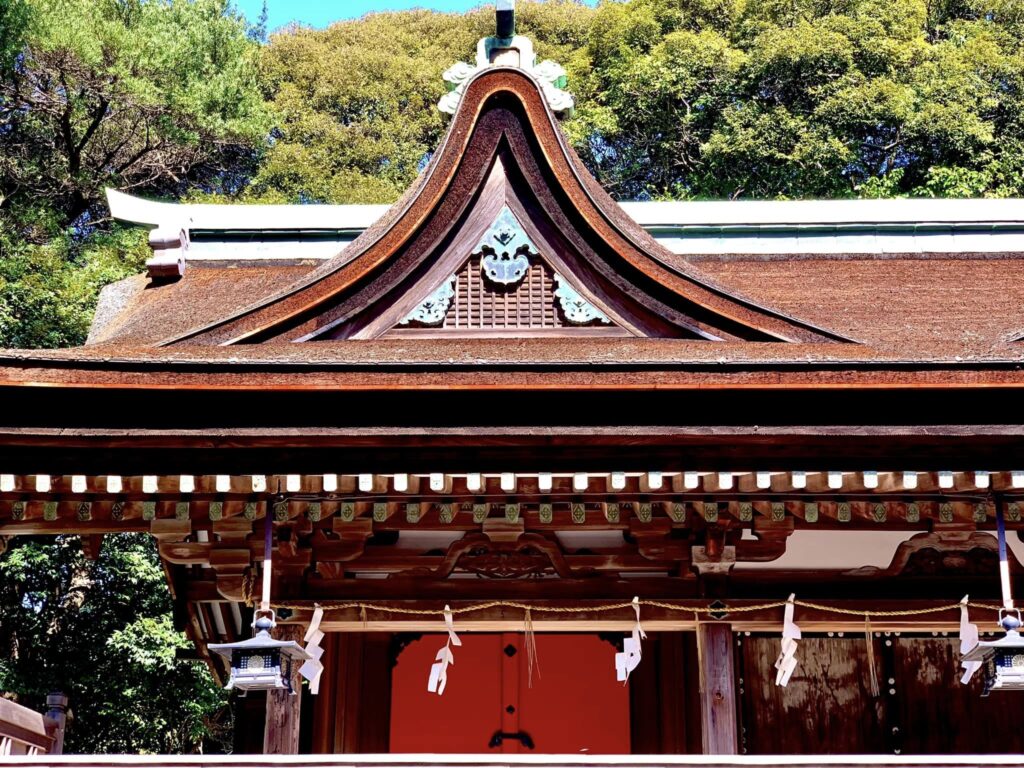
[0,696,63,756]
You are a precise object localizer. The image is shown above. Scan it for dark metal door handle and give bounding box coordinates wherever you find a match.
[488,730,535,750]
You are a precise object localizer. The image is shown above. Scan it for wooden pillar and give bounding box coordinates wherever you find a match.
[264,625,303,755]
[696,623,738,755]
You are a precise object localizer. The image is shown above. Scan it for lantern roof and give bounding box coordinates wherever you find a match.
[208,628,311,662]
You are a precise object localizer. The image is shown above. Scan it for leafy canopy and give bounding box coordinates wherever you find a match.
[568,0,1024,199]
[0,535,228,753]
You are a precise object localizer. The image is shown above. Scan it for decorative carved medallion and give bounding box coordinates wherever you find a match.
[400,275,457,326]
[554,274,610,325]
[397,531,596,580]
[479,207,535,286]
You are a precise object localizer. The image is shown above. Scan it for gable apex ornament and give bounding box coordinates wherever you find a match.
[479,206,537,286]
[439,1,574,117]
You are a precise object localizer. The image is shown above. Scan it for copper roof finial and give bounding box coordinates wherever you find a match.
[496,0,515,39]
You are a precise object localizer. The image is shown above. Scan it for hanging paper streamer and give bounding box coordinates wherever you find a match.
[427,605,462,696]
[774,594,801,687]
[959,594,982,684]
[299,604,325,694]
[615,596,646,683]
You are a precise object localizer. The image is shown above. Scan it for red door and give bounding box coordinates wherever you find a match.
[390,633,630,754]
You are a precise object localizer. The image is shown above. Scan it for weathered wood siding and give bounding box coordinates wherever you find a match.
[739,634,1024,755]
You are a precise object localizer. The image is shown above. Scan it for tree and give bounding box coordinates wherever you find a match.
[0,535,229,753]
[0,0,29,75]
[0,0,271,237]
[568,0,1024,198]
[245,1,594,204]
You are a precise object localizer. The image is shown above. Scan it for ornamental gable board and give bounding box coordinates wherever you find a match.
[161,69,847,345]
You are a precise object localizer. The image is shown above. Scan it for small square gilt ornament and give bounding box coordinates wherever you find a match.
[340,501,356,522]
[906,503,921,523]
[571,503,586,524]
[537,503,553,524]
[739,502,754,522]
[804,502,819,523]
[474,503,491,523]
[939,502,954,523]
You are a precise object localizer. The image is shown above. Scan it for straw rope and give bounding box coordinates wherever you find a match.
[259,597,1005,616]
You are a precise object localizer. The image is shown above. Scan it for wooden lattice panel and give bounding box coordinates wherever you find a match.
[444,253,564,330]
[388,252,626,336]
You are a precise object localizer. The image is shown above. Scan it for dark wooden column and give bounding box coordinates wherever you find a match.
[264,624,303,755]
[697,623,738,755]
[311,633,394,753]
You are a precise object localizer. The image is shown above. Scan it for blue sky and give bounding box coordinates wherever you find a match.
[236,1,596,32]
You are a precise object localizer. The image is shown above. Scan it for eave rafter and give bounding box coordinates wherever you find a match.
[159,69,851,346]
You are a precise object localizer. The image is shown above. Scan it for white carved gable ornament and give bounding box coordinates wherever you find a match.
[438,1,573,117]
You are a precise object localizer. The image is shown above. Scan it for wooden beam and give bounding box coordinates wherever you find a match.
[696,622,737,755]
[263,624,303,755]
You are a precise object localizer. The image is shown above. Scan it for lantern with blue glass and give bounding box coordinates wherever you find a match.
[209,609,310,693]
[960,496,1024,695]
[962,610,1024,695]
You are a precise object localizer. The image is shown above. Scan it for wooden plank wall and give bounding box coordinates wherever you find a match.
[629,633,702,754]
[739,635,1024,755]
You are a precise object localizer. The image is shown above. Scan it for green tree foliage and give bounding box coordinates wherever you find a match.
[246,1,592,204]
[0,0,29,74]
[0,0,270,234]
[570,0,1024,198]
[0,0,270,349]
[0,535,228,753]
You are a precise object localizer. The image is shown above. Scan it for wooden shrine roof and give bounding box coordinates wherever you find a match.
[85,255,1024,357]
[7,66,1024,398]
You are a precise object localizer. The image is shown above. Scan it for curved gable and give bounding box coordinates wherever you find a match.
[162,69,850,345]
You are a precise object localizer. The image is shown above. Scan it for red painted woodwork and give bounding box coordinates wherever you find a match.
[390,633,630,754]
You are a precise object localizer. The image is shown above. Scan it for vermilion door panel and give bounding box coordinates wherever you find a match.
[517,634,630,754]
[390,634,504,753]
[390,633,630,754]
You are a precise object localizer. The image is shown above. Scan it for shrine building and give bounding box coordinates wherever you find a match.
[3,1,1024,761]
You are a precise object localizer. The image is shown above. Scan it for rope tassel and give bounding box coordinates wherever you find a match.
[524,607,540,688]
[865,615,880,698]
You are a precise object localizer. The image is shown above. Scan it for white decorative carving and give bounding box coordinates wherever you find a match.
[439,32,574,117]
[554,274,610,325]
[400,275,457,326]
[478,206,536,286]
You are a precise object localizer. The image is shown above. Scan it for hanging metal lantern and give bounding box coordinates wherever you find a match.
[963,610,1024,695]
[209,610,310,693]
